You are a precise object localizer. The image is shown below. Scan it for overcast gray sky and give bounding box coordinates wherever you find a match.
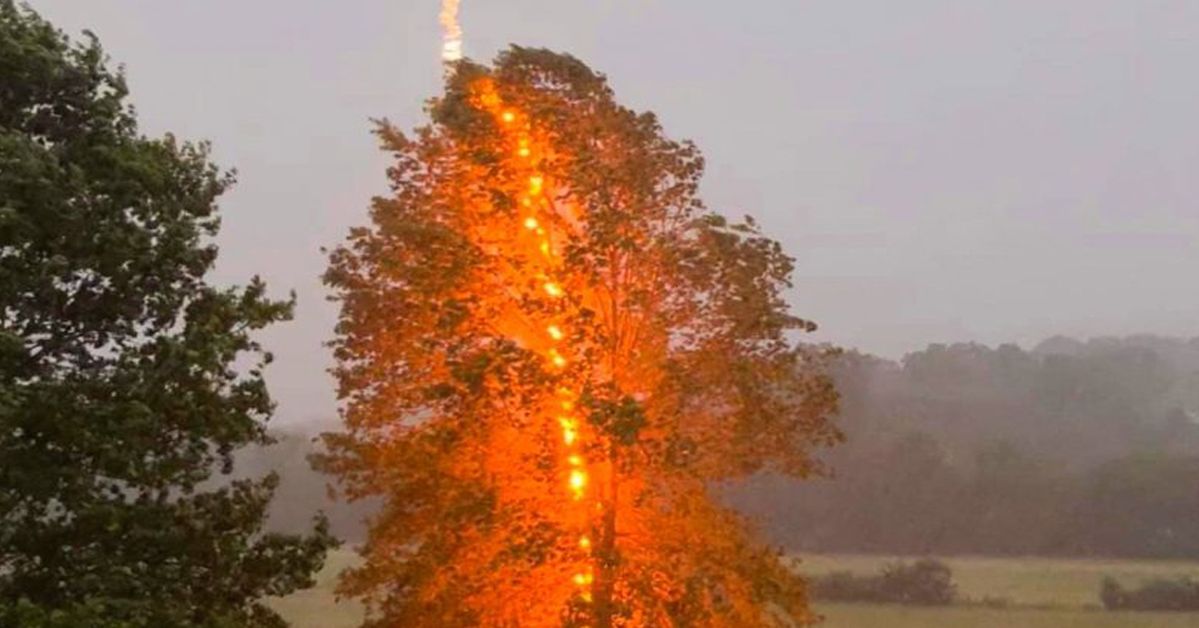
[31,1,1199,425]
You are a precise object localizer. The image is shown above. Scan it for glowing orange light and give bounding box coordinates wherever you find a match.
[558,418,578,445]
[569,470,587,494]
[471,88,602,601]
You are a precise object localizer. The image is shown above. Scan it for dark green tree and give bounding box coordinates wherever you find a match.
[0,3,335,626]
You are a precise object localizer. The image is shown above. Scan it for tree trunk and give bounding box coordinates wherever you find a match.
[593,464,619,628]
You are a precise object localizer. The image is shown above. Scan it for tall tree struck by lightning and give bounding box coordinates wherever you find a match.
[320,48,841,627]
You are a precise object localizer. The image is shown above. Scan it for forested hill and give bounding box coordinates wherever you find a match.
[834,334,1199,469]
[250,335,1199,558]
[734,335,1199,558]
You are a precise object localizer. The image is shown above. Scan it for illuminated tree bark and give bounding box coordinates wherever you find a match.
[320,47,841,627]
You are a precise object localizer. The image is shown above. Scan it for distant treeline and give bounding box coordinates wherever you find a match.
[734,335,1199,559]
[252,335,1199,559]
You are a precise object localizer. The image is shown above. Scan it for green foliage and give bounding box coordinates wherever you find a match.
[0,2,335,625]
[1,596,275,628]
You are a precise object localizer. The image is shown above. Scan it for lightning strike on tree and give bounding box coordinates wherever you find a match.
[322,46,841,625]
[470,83,599,603]
[440,0,463,62]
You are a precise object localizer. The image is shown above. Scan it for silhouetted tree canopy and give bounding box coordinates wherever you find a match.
[0,3,335,625]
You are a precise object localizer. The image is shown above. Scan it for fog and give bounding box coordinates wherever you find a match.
[31,0,1199,426]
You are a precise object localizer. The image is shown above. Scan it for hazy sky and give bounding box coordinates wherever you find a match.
[31,1,1199,425]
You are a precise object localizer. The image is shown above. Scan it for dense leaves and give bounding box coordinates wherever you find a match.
[0,3,334,625]
[320,48,839,626]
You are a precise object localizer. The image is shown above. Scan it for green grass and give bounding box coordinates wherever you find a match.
[270,550,1199,627]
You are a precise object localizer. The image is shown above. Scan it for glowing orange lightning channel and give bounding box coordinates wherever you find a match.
[477,89,594,605]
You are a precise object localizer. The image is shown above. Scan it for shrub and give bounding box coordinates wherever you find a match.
[808,559,956,605]
[809,571,883,602]
[878,559,957,605]
[971,596,1012,609]
[1100,576,1199,611]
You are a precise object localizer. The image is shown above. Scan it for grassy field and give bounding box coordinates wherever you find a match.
[268,550,363,628]
[799,553,1199,609]
[270,550,1199,627]
[819,603,1199,627]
